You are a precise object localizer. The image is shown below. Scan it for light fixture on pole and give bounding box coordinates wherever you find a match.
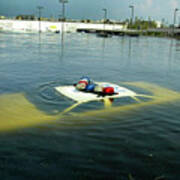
[37,6,44,33]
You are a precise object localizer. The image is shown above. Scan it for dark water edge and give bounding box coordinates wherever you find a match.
[0,32,180,180]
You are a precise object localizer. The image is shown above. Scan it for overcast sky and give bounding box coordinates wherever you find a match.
[0,0,179,24]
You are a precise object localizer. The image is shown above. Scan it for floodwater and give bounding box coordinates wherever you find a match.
[0,32,180,180]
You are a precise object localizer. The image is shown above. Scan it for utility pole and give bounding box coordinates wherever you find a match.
[129,5,134,25]
[37,6,44,33]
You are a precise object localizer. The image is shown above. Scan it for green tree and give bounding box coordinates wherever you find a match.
[128,17,157,29]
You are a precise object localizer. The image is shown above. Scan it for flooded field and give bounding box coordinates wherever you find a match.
[0,32,180,179]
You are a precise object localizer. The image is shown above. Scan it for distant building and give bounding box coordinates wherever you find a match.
[16,15,36,20]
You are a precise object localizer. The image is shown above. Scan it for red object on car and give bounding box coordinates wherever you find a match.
[78,80,88,86]
[103,87,114,94]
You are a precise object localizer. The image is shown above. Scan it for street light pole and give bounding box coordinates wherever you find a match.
[129,5,134,25]
[59,0,68,21]
[102,8,107,30]
[173,8,179,27]
[173,8,179,35]
[37,6,44,33]
[102,8,107,22]
[59,0,68,35]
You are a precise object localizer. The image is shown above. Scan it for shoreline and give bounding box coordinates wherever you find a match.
[0,19,179,39]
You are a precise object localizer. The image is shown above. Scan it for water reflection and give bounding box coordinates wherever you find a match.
[60,30,65,60]
[125,37,132,69]
[38,33,42,52]
[101,37,106,58]
[175,40,180,51]
[167,39,174,77]
[128,37,132,58]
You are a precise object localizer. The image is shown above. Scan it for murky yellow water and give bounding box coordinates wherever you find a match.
[1,82,180,132]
